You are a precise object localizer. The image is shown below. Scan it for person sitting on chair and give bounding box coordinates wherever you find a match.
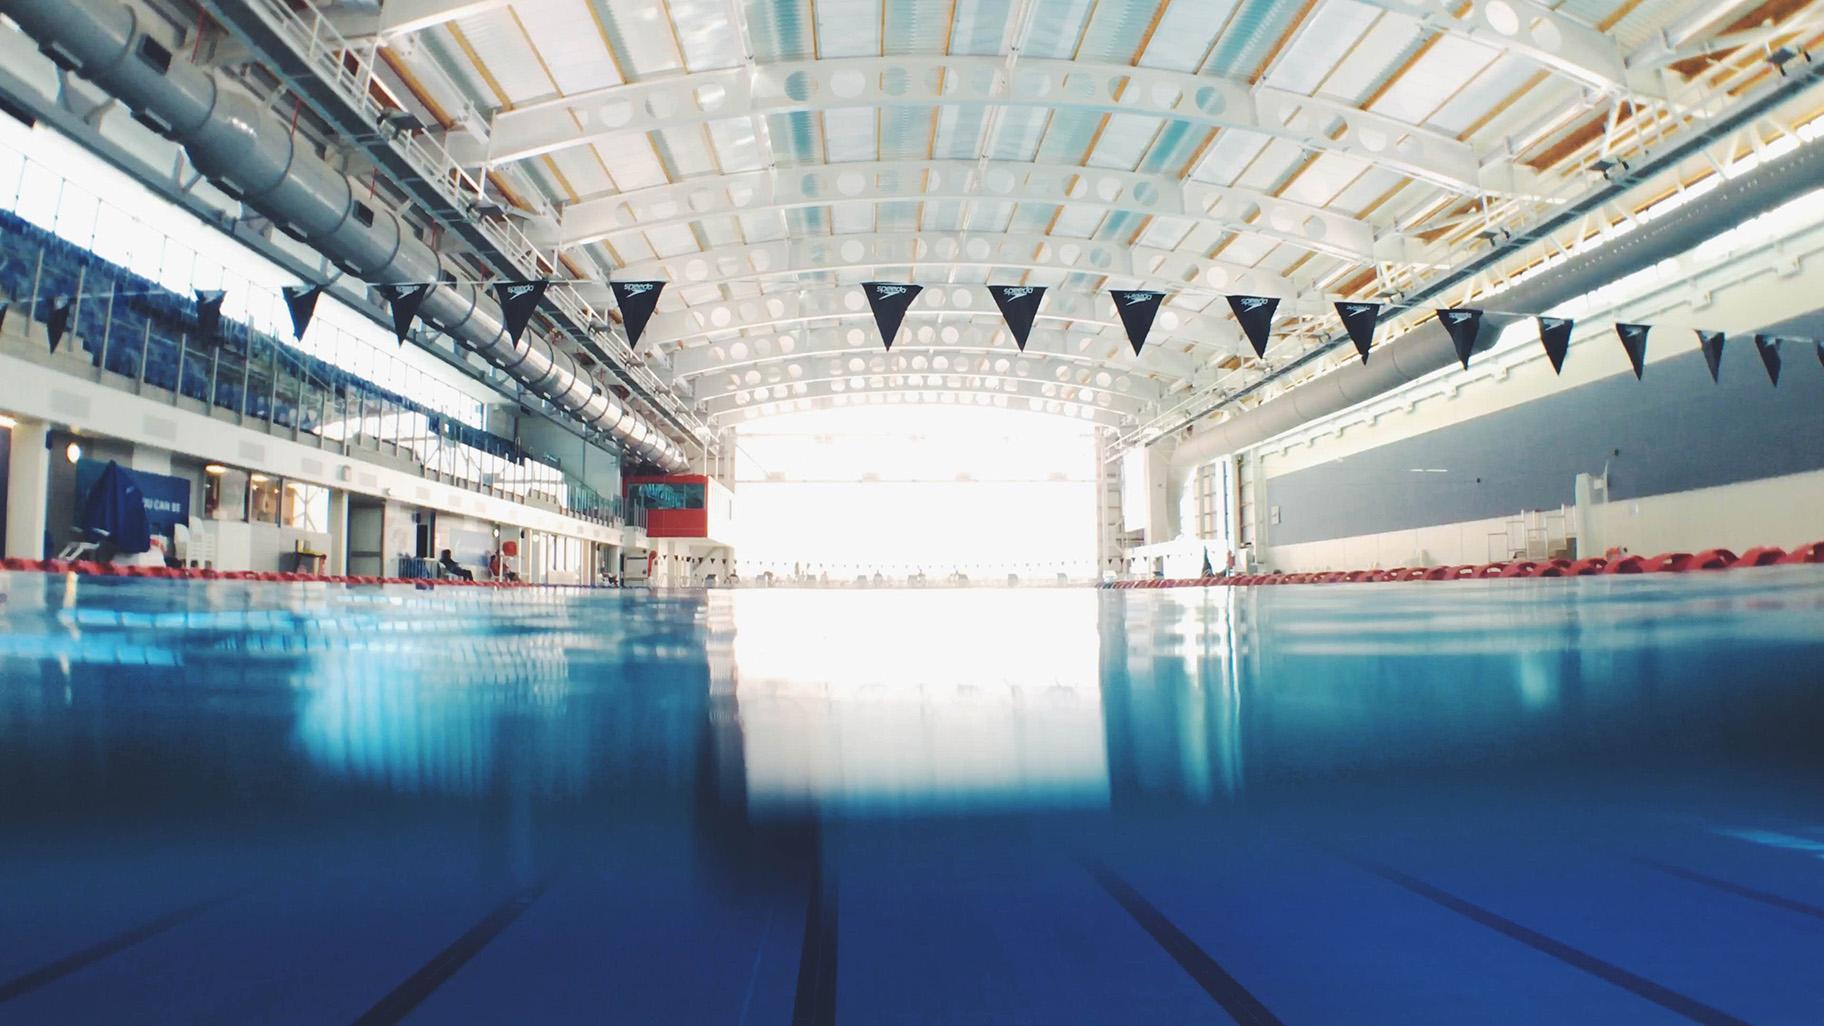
[438,549,473,581]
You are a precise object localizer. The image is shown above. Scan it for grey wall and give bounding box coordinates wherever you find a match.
[508,410,623,500]
[1266,341,1824,547]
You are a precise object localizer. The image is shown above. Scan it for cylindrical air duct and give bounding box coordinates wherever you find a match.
[2,0,687,471]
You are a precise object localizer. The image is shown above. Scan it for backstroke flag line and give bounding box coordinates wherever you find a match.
[1615,322,1650,379]
[1538,316,1573,374]
[378,283,432,345]
[988,285,1046,351]
[1111,290,1165,356]
[611,280,665,348]
[1436,308,1483,369]
[1227,295,1279,358]
[1697,330,1726,382]
[283,284,324,342]
[862,282,923,350]
[494,279,550,346]
[1335,301,1379,364]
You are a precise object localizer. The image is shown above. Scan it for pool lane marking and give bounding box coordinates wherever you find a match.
[1636,858,1824,923]
[349,877,549,1026]
[0,892,237,1004]
[1341,857,1755,1026]
[1085,861,1286,1026]
[791,855,838,1026]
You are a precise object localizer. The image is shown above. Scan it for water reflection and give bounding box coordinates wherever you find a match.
[721,589,1110,816]
[5,571,1824,1022]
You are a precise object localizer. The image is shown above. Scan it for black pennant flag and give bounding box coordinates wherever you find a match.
[1435,308,1483,369]
[610,280,665,348]
[988,285,1045,351]
[194,289,226,345]
[1696,330,1726,382]
[494,279,550,345]
[378,283,433,345]
[1817,340,1824,371]
[1335,302,1379,363]
[46,295,72,353]
[861,282,923,350]
[1615,322,1649,379]
[1537,316,1573,374]
[1226,295,1279,358]
[1111,290,1166,356]
[0,301,9,336]
[1753,335,1783,386]
[282,284,324,341]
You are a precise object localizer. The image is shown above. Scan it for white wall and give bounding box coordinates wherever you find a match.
[0,335,636,572]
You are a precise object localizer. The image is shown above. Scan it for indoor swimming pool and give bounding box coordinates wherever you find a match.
[1,570,1821,1025]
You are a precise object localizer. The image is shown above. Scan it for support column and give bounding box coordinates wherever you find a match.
[327,488,350,576]
[5,417,51,560]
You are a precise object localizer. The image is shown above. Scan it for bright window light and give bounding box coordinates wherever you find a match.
[733,406,1097,575]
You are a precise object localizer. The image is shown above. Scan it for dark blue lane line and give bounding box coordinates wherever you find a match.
[1085,861,1284,1026]
[1343,857,1755,1026]
[349,878,548,1026]
[1636,858,1824,923]
[791,856,838,1026]
[0,891,239,1003]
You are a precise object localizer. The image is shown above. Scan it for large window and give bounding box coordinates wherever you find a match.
[248,473,281,524]
[630,482,705,510]
[282,481,329,532]
[204,466,247,521]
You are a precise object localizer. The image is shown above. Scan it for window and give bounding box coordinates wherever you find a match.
[630,482,705,510]
[248,473,280,524]
[204,466,247,521]
[282,481,329,533]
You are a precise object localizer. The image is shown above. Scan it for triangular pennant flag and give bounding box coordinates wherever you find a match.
[1614,322,1649,379]
[282,284,324,341]
[1335,302,1379,364]
[1435,308,1483,369]
[194,289,225,345]
[0,301,9,335]
[1753,335,1783,386]
[46,295,72,353]
[1226,295,1279,358]
[377,282,433,345]
[1110,290,1166,356]
[610,280,666,348]
[1817,340,1824,371]
[988,285,1045,351]
[494,279,550,345]
[1696,330,1725,382]
[861,281,923,350]
[1537,316,1573,374]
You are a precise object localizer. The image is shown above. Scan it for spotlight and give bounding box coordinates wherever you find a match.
[64,441,81,464]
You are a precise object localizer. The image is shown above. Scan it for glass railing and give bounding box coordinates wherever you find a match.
[0,208,638,532]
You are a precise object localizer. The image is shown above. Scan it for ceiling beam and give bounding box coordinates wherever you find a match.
[594,231,1297,296]
[671,319,1201,382]
[701,375,1147,428]
[486,56,1489,192]
[1360,0,1653,97]
[536,159,1414,264]
[329,0,515,40]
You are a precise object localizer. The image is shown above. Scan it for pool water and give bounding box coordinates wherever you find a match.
[2,570,1822,1025]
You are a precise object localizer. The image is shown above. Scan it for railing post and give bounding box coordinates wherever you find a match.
[175,330,188,404]
[25,248,43,342]
[136,321,151,389]
[69,264,88,363]
[98,281,117,373]
[266,341,279,427]
[208,341,221,409]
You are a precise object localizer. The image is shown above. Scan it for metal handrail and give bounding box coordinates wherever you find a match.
[239,0,713,449]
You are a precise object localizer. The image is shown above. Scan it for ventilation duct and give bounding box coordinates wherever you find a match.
[2,0,688,471]
[1170,64,1824,471]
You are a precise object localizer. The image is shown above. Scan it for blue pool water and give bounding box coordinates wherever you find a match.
[2,570,1822,1025]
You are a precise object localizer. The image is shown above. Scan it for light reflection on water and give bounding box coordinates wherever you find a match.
[2,570,1822,817]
